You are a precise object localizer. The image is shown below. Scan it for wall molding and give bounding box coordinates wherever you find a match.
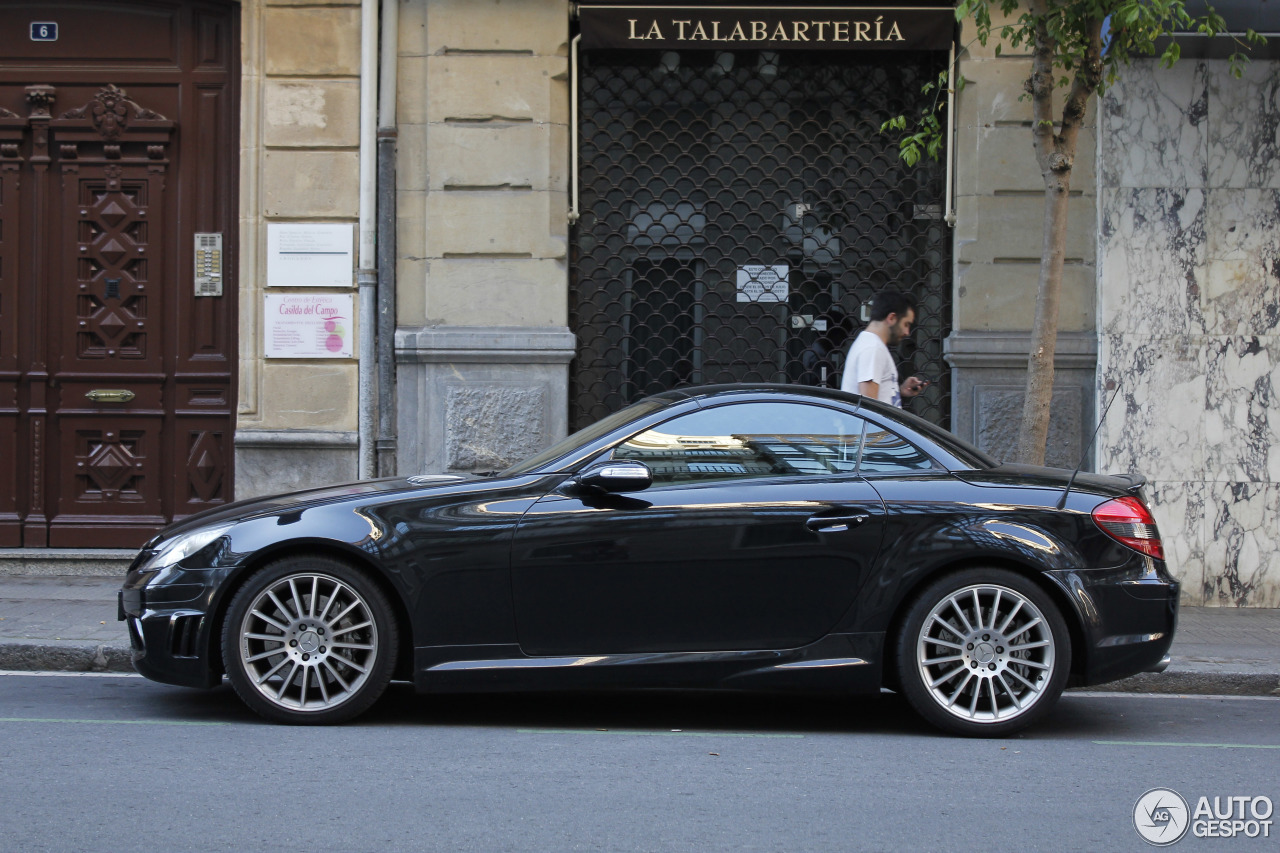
[396,325,578,365]
[944,330,1098,370]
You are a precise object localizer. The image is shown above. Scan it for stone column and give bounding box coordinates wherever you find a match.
[394,0,573,475]
[235,0,364,497]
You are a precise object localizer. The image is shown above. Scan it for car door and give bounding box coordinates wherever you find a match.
[509,400,887,655]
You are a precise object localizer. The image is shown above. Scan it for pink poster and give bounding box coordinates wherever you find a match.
[264,293,354,358]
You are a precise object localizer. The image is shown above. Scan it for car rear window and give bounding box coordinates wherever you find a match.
[864,401,999,469]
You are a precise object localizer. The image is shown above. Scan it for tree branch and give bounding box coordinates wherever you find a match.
[1056,17,1104,173]
[1026,0,1058,176]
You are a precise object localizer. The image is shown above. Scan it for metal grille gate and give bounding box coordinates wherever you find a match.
[570,48,951,431]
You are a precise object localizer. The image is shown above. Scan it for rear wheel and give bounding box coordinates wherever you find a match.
[895,568,1070,737]
[222,555,398,724]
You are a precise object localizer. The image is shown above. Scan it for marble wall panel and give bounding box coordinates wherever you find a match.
[1145,480,1207,599]
[1098,187,1207,337]
[1203,189,1280,337]
[1204,336,1278,483]
[1203,482,1280,608]
[1207,62,1280,190]
[1099,62,1208,189]
[1096,334,1206,483]
[1100,59,1280,606]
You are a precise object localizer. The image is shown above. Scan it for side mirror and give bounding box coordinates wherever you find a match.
[574,460,653,493]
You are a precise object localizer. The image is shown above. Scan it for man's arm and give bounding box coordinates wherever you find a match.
[900,376,928,398]
[858,380,880,398]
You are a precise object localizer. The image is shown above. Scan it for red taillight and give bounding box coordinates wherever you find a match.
[1092,496,1164,560]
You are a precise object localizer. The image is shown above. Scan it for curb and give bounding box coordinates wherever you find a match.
[0,549,134,578]
[0,642,136,674]
[1082,670,1280,697]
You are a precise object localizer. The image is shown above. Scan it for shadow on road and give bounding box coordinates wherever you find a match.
[134,679,1142,740]
[365,684,936,736]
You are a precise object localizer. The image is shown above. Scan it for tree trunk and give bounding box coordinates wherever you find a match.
[1014,7,1102,467]
[1015,174,1070,466]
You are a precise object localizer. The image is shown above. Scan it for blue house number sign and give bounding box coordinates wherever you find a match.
[31,22,59,42]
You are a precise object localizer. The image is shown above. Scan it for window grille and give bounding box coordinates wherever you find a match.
[571,48,952,431]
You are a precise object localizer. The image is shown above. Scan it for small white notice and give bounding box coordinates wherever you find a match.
[736,264,789,303]
[264,293,354,358]
[267,223,354,288]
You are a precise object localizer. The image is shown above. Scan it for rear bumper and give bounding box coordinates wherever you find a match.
[1047,558,1179,687]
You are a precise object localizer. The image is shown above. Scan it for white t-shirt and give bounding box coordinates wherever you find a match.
[840,330,900,406]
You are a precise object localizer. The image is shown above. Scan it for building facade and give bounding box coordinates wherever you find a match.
[0,0,1275,605]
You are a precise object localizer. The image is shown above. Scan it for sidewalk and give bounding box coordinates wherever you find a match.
[1,572,1278,694]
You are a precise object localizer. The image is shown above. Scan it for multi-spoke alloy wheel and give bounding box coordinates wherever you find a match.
[223,556,398,724]
[896,569,1070,737]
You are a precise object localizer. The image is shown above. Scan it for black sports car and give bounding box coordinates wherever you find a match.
[120,385,1177,736]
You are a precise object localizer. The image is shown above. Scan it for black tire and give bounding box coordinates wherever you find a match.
[894,568,1071,737]
[222,555,399,724]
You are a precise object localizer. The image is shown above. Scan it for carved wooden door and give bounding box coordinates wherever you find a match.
[0,2,239,547]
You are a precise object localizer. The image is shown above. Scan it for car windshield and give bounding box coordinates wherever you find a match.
[501,397,673,476]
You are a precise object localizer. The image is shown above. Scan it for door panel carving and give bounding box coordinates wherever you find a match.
[75,181,154,361]
[185,428,226,505]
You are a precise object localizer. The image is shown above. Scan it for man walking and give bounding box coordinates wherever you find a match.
[839,290,926,407]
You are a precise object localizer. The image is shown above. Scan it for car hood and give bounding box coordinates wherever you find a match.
[142,474,478,545]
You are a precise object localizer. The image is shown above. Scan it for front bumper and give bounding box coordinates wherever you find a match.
[119,567,227,689]
[1048,556,1179,686]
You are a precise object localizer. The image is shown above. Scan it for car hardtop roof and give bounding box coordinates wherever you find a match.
[649,383,864,408]
[650,383,999,470]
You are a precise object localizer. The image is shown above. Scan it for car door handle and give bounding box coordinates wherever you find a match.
[806,513,871,533]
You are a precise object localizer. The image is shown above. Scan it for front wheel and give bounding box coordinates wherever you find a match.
[895,569,1071,737]
[222,555,399,724]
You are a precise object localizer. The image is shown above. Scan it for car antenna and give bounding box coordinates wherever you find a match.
[1055,380,1121,511]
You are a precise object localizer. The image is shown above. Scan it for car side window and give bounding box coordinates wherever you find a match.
[858,425,935,474]
[610,401,867,485]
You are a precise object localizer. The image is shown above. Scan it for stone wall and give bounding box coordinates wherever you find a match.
[395,0,575,475]
[235,0,362,497]
[946,13,1099,467]
[1097,59,1280,607]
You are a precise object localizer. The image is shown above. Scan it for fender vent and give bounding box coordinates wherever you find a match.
[169,613,204,658]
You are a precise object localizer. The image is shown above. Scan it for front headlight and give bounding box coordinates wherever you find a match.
[140,523,234,572]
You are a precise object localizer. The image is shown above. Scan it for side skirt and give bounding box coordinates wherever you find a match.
[412,633,885,694]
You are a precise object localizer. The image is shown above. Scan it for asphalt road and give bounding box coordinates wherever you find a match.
[2,674,1278,853]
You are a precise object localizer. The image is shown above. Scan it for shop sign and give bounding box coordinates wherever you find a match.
[579,6,955,51]
[737,264,789,303]
[266,223,354,288]
[264,293,353,359]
